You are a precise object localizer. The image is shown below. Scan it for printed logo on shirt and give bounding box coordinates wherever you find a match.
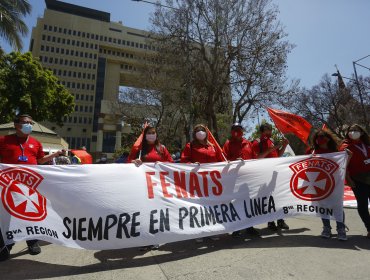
[289,157,339,201]
[0,167,47,221]
[29,144,34,149]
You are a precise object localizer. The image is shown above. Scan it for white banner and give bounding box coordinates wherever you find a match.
[0,152,347,250]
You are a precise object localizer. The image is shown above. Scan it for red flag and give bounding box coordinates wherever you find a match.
[128,121,148,160]
[267,107,312,145]
[205,127,227,161]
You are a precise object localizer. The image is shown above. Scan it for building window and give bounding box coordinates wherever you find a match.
[43,24,47,30]
[103,132,115,153]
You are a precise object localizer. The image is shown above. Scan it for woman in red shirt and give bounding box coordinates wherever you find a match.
[307,129,347,240]
[181,124,225,164]
[128,126,173,251]
[181,124,225,243]
[339,124,370,239]
[128,126,173,165]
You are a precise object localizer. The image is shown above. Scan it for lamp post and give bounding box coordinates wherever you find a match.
[131,0,193,141]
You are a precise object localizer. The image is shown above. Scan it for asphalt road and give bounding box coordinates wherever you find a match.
[0,208,369,280]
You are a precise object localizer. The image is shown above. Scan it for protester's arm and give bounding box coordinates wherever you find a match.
[277,138,289,157]
[163,146,174,163]
[180,143,192,163]
[38,150,65,164]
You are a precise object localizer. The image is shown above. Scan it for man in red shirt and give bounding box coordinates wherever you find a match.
[252,123,290,231]
[0,114,65,261]
[223,123,260,237]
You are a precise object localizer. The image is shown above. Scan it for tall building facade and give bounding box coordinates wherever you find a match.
[30,0,155,158]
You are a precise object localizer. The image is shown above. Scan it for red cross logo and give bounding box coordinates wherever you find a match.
[289,157,339,201]
[0,167,47,221]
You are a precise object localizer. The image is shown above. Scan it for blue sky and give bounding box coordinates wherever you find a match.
[1,0,370,88]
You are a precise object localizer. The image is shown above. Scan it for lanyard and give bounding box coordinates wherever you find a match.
[17,136,29,157]
[355,143,368,158]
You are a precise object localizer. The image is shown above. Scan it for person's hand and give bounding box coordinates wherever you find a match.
[282,138,289,147]
[56,149,66,156]
[132,159,142,167]
[194,162,200,165]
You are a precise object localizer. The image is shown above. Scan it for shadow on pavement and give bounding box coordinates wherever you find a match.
[0,230,369,279]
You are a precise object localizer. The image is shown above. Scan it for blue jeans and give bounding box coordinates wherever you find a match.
[321,212,345,230]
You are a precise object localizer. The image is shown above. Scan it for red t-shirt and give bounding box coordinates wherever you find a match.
[305,147,334,155]
[339,140,370,177]
[223,138,257,161]
[252,136,278,158]
[128,144,173,163]
[181,142,225,163]
[0,134,45,165]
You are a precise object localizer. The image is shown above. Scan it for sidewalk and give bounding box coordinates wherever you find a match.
[0,208,369,280]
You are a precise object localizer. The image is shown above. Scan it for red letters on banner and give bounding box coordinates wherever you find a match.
[145,171,223,199]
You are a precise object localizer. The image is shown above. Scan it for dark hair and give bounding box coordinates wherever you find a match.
[141,126,163,158]
[344,124,370,145]
[14,114,32,123]
[311,128,339,152]
[259,123,272,133]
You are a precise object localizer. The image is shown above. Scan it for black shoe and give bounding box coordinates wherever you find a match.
[245,227,261,236]
[0,245,12,262]
[232,230,243,238]
[28,242,41,255]
[277,219,289,230]
[268,222,278,231]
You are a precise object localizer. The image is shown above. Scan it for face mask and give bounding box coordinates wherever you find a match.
[232,130,243,138]
[21,123,33,135]
[316,136,328,146]
[348,131,361,140]
[146,134,157,142]
[196,131,207,141]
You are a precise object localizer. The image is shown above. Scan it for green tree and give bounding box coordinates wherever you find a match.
[0,51,74,125]
[0,0,31,50]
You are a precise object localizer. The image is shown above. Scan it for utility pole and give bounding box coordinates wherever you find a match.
[353,55,370,131]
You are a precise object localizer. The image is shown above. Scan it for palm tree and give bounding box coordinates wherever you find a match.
[0,0,31,50]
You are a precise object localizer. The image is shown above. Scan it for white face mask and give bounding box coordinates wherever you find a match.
[195,131,207,141]
[348,131,361,140]
[146,134,157,142]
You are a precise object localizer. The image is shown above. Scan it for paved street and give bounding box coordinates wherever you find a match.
[0,208,369,280]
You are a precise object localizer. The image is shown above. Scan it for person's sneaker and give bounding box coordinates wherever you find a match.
[150,244,160,250]
[209,236,220,241]
[0,246,11,262]
[277,219,289,230]
[195,238,204,243]
[337,228,348,241]
[268,221,278,231]
[232,231,243,238]
[245,227,261,236]
[321,226,332,239]
[28,242,41,255]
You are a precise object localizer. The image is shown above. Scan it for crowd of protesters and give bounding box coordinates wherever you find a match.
[0,113,369,261]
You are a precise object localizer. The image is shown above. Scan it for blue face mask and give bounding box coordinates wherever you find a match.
[21,123,33,134]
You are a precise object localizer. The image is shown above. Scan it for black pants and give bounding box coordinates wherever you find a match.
[0,228,38,249]
[352,180,370,232]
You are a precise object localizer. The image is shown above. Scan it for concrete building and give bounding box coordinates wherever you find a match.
[30,0,156,158]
